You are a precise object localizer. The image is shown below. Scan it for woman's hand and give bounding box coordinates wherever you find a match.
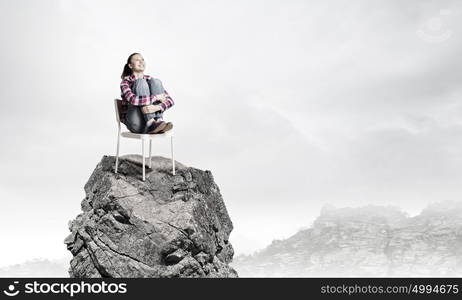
[155,93,168,102]
[141,104,162,114]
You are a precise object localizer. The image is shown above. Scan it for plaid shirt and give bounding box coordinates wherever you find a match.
[119,74,175,112]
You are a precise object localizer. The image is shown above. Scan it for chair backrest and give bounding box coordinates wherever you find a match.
[114,99,128,125]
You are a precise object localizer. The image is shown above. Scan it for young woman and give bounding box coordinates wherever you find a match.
[120,53,175,134]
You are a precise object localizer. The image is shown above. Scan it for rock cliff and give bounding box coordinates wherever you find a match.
[232,201,462,277]
[64,154,237,278]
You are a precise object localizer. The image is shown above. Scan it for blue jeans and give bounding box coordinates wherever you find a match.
[144,78,165,123]
[132,77,165,124]
[146,110,163,121]
[125,103,164,134]
[127,78,165,133]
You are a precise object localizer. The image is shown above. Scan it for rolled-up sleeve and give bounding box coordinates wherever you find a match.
[159,89,175,112]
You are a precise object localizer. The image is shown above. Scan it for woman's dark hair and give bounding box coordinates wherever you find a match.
[121,52,140,79]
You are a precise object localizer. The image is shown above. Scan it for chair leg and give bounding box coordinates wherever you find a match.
[115,133,120,173]
[171,135,175,175]
[149,139,152,168]
[142,139,145,181]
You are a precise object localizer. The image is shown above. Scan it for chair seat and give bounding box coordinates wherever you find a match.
[121,130,174,140]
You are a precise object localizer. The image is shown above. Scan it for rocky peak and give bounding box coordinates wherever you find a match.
[64,154,238,278]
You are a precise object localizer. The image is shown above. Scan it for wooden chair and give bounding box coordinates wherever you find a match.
[114,99,175,181]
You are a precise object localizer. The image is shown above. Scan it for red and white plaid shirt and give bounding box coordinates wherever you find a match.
[120,74,175,112]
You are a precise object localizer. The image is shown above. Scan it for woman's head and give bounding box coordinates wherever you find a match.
[121,53,145,79]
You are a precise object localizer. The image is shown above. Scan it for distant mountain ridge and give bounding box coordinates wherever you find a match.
[0,258,69,277]
[231,201,462,277]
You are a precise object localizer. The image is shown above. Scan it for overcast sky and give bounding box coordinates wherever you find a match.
[0,0,461,267]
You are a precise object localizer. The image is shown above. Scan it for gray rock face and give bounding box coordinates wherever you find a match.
[64,155,237,278]
[232,202,462,277]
